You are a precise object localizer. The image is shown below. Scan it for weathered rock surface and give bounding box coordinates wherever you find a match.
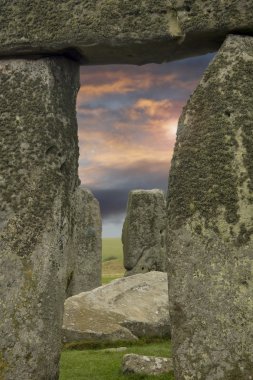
[0,58,80,380]
[63,271,170,343]
[122,190,166,276]
[167,35,253,380]
[122,354,173,376]
[0,1,252,64]
[67,187,102,297]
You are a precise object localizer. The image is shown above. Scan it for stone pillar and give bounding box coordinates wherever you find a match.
[122,189,166,276]
[67,187,102,297]
[167,35,253,380]
[0,58,79,380]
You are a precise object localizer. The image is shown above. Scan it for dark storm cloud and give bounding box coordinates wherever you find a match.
[90,159,169,218]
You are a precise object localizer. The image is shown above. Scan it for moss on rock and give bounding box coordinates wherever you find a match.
[0,57,79,380]
[167,35,253,380]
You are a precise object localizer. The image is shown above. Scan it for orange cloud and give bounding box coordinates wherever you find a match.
[77,63,197,187]
[78,76,135,99]
[77,95,182,187]
[78,70,184,102]
[127,98,175,122]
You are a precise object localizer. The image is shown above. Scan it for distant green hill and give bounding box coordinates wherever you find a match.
[102,238,124,284]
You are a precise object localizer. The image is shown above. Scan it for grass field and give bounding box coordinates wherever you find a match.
[102,238,124,284]
[60,341,174,380]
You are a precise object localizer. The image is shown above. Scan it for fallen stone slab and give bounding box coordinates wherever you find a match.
[62,272,170,344]
[122,190,167,276]
[167,34,253,379]
[67,187,102,297]
[62,306,138,344]
[122,354,173,376]
[0,1,252,64]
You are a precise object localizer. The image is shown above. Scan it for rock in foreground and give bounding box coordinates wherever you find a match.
[63,271,170,344]
[122,354,173,376]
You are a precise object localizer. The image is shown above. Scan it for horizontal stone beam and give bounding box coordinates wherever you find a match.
[0,1,252,65]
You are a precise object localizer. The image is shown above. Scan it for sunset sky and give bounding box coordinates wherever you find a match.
[77,53,214,237]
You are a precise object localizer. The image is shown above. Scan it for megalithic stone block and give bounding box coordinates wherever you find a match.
[122,190,167,276]
[0,58,79,380]
[0,1,252,65]
[67,187,102,297]
[167,35,253,380]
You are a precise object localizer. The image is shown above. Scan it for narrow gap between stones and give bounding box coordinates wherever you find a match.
[60,54,213,380]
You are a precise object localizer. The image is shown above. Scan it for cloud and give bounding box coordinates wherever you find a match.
[76,54,214,235]
[89,159,170,218]
[77,95,181,191]
[78,70,193,106]
[77,87,185,195]
[78,53,214,104]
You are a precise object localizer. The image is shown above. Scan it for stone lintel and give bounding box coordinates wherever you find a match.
[0,1,252,64]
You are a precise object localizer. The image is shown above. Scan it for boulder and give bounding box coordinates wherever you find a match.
[122,354,173,376]
[67,187,102,297]
[0,1,252,64]
[167,35,253,379]
[122,190,167,276]
[62,271,170,344]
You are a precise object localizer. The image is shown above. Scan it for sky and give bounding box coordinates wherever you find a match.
[77,53,214,237]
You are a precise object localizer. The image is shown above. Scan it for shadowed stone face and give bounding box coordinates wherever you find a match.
[122,190,166,276]
[167,35,253,380]
[0,58,79,380]
[67,187,102,297]
[0,1,252,64]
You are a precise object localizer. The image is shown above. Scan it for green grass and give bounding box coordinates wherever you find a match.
[102,238,124,284]
[102,275,122,284]
[102,238,123,262]
[60,341,174,380]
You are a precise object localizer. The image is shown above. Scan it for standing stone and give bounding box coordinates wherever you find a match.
[122,190,166,276]
[167,35,253,380]
[67,187,102,297]
[0,58,79,380]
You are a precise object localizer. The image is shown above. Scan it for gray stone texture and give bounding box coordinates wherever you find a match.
[0,1,252,64]
[63,272,170,345]
[172,0,253,55]
[122,190,166,276]
[66,187,102,297]
[167,35,253,380]
[122,354,173,376]
[0,58,80,380]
